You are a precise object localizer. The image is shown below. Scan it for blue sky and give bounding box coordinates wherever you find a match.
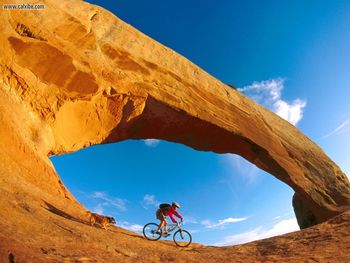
[51,1,350,246]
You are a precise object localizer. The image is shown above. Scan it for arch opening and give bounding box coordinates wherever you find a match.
[51,139,299,246]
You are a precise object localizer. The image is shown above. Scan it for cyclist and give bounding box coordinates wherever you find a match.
[156,202,183,236]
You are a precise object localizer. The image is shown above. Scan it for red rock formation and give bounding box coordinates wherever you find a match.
[0,0,350,261]
[1,0,350,227]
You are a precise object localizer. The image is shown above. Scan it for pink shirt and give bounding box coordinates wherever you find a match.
[163,206,183,223]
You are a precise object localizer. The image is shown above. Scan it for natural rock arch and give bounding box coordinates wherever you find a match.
[0,0,349,230]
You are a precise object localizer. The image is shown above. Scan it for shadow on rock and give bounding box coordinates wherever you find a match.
[42,201,88,225]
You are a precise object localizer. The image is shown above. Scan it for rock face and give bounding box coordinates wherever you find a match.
[0,0,350,259]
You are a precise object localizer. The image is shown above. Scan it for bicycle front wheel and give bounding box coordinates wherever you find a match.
[173,229,192,247]
[143,223,162,241]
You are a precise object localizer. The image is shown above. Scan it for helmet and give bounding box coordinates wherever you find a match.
[172,202,180,208]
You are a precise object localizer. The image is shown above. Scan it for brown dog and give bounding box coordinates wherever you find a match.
[86,211,116,230]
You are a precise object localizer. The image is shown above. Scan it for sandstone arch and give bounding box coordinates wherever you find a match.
[0,0,349,230]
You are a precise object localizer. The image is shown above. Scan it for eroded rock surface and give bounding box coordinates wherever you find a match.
[0,0,350,261]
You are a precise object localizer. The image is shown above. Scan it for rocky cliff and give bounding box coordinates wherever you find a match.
[1,0,350,261]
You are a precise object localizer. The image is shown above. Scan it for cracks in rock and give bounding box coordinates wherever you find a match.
[90,12,98,21]
[14,23,47,41]
[8,253,15,263]
[41,247,56,255]
[1,64,29,97]
[89,12,98,34]
[281,138,347,208]
[114,248,137,258]
[0,64,55,122]
[102,86,118,97]
[53,222,75,234]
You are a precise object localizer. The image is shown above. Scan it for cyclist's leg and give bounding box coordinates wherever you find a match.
[163,218,168,234]
[156,220,163,233]
[156,209,165,233]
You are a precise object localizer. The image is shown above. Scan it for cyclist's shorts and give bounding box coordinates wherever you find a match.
[156,209,165,220]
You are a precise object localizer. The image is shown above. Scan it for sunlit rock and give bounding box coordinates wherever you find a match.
[0,0,350,261]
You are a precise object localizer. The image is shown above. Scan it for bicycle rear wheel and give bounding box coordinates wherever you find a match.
[173,229,192,247]
[143,223,162,241]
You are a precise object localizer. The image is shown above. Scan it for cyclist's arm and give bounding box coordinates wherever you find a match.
[173,210,183,221]
[168,213,178,223]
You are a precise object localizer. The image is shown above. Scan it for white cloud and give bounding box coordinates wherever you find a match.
[200,219,211,226]
[239,78,306,126]
[118,221,143,232]
[274,99,306,126]
[90,191,127,212]
[221,154,260,184]
[213,217,299,246]
[141,194,160,209]
[144,139,160,147]
[201,217,247,229]
[183,215,199,225]
[92,191,107,199]
[320,119,350,139]
[93,203,105,214]
[273,215,281,221]
[187,229,200,234]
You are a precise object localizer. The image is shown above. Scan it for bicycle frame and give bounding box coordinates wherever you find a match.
[166,222,182,233]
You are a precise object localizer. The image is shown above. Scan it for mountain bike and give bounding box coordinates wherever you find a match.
[142,221,192,247]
